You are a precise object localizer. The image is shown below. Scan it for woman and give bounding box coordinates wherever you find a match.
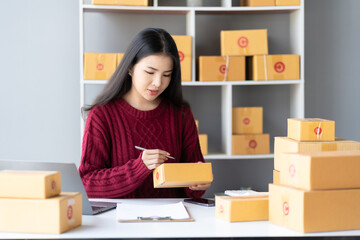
[79,28,210,198]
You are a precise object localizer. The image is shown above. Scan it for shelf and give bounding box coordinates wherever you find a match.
[83,79,303,86]
[204,153,274,160]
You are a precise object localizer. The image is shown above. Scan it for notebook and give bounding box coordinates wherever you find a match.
[0,159,116,215]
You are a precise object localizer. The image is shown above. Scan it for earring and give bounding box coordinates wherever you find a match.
[128,72,132,77]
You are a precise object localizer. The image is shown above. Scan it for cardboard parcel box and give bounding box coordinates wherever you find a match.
[269,184,360,233]
[92,0,149,6]
[273,170,280,185]
[221,29,268,56]
[249,54,300,80]
[0,170,61,199]
[84,52,117,80]
[278,150,360,190]
[198,56,245,81]
[172,35,192,82]
[0,192,82,234]
[240,0,275,6]
[153,163,213,188]
[276,0,300,6]
[232,107,263,134]
[215,194,269,222]
[199,133,208,155]
[274,137,360,170]
[287,118,335,141]
[232,134,270,155]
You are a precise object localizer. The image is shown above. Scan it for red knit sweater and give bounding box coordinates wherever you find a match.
[79,98,206,199]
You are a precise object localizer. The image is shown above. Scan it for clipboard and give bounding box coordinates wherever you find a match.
[116,202,194,223]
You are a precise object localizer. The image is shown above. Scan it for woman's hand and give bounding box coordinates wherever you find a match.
[189,183,211,191]
[141,149,170,170]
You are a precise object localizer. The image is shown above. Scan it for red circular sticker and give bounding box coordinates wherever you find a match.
[156,172,159,180]
[289,164,296,177]
[67,205,73,220]
[243,117,250,125]
[283,202,289,216]
[314,127,322,135]
[219,205,224,213]
[96,63,104,71]
[178,51,185,62]
[274,62,285,73]
[219,64,228,74]
[237,36,248,48]
[249,140,257,149]
[51,180,56,191]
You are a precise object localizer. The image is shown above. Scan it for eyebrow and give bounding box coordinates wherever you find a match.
[147,66,173,73]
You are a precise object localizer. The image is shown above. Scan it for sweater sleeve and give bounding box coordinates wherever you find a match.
[78,108,152,198]
[180,106,208,198]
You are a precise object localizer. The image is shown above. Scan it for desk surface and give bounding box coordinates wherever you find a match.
[1,198,360,239]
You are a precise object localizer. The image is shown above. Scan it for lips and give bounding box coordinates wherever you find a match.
[148,89,159,96]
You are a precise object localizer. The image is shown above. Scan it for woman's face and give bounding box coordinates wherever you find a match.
[129,54,173,106]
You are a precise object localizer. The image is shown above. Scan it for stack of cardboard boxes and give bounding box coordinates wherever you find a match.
[270,118,360,232]
[0,170,82,234]
[232,107,270,155]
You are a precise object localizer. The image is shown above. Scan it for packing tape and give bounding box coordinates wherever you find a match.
[223,55,229,81]
[263,55,268,81]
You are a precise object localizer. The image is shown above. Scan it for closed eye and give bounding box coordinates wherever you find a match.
[145,70,154,75]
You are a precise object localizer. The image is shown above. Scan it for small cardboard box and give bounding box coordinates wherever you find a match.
[221,29,268,56]
[215,194,269,222]
[274,137,360,170]
[92,0,149,6]
[269,184,360,233]
[273,170,280,184]
[240,0,275,6]
[249,54,300,80]
[153,163,213,188]
[276,0,300,6]
[0,192,82,234]
[199,133,208,155]
[172,35,192,82]
[232,107,263,134]
[198,56,245,81]
[287,118,335,141]
[232,134,270,155]
[0,170,61,199]
[278,151,360,190]
[84,52,117,80]
[117,53,124,66]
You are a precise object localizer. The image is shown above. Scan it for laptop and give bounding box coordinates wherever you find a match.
[0,160,117,215]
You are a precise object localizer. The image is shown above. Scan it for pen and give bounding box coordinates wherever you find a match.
[135,146,175,159]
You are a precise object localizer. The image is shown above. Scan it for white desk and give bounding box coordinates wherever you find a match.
[1,198,360,239]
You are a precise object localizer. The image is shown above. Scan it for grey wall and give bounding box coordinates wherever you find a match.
[0,0,359,196]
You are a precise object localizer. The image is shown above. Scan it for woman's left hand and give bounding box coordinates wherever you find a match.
[189,183,211,191]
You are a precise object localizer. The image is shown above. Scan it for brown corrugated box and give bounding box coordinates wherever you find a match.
[232,134,270,155]
[232,107,263,134]
[287,118,335,141]
[198,56,245,81]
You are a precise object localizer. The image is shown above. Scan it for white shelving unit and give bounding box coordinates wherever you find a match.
[79,0,304,161]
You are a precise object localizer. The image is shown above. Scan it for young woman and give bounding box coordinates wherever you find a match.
[79,28,211,199]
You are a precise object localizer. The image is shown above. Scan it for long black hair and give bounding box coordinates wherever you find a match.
[82,28,188,114]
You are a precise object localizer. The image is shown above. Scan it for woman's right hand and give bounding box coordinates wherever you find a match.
[141,149,170,170]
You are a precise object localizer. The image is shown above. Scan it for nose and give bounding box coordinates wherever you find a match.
[152,74,162,88]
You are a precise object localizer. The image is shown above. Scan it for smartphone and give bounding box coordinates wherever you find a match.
[184,198,215,207]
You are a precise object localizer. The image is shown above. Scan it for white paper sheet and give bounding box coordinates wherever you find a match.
[224,190,269,197]
[116,201,190,221]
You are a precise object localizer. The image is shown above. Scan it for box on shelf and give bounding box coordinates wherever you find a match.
[274,137,360,170]
[287,118,335,141]
[276,0,300,6]
[199,133,208,155]
[215,194,269,222]
[248,54,300,80]
[277,150,360,190]
[240,0,275,6]
[269,184,360,233]
[153,163,213,188]
[232,107,263,134]
[92,0,149,6]
[0,192,82,234]
[117,53,124,66]
[273,170,280,184]
[172,35,192,82]
[232,134,270,155]
[198,56,245,81]
[0,170,61,199]
[220,29,268,56]
[84,52,117,80]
